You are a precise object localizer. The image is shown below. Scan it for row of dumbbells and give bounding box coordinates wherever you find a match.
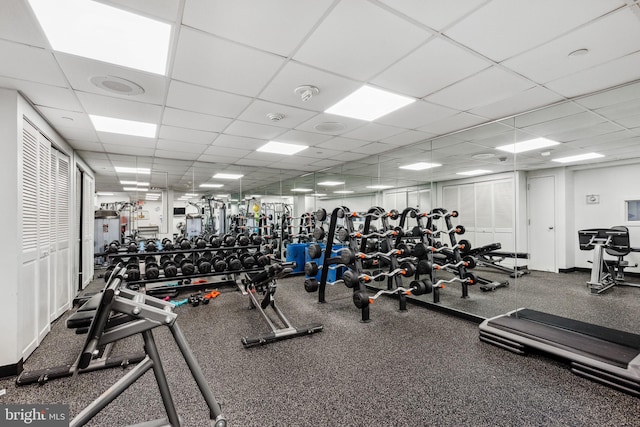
[105,250,271,282]
[106,233,267,255]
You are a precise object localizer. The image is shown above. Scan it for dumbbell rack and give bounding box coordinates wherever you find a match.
[117,245,264,295]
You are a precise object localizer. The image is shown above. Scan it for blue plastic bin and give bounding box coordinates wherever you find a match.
[285,243,307,274]
[304,243,345,281]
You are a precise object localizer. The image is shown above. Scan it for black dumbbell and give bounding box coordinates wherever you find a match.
[195,238,207,249]
[255,252,270,267]
[179,238,192,250]
[145,240,158,252]
[126,242,138,253]
[222,234,235,247]
[236,234,250,247]
[212,256,228,272]
[239,253,256,268]
[210,236,222,248]
[145,256,160,279]
[126,258,141,281]
[107,240,120,253]
[196,257,212,274]
[180,257,196,275]
[162,238,175,251]
[225,255,243,271]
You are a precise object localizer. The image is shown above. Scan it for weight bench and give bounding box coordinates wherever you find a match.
[238,262,323,347]
[466,242,530,278]
[61,265,227,427]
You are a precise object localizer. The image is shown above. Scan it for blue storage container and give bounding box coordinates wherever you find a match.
[304,243,345,281]
[285,243,307,274]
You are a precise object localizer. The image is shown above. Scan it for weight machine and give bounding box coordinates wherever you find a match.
[578,226,640,294]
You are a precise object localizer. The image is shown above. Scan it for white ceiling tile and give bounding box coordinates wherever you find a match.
[102,0,180,21]
[514,102,584,127]
[183,0,333,57]
[615,114,640,129]
[77,150,109,160]
[348,142,394,155]
[55,126,100,142]
[295,113,366,135]
[503,9,640,84]
[445,0,625,62]
[242,151,290,162]
[0,0,49,47]
[197,154,245,164]
[325,151,368,162]
[76,91,162,122]
[417,112,488,135]
[0,77,81,111]
[55,53,167,104]
[166,80,252,118]
[575,81,640,109]
[293,0,431,80]
[260,61,361,111]
[105,145,156,156]
[162,107,232,132]
[202,145,252,158]
[372,37,491,98]
[342,123,405,142]
[0,40,67,86]
[99,133,158,149]
[212,134,265,150]
[156,139,208,154]
[521,111,605,136]
[155,149,201,161]
[158,126,216,145]
[35,106,94,129]
[596,98,640,121]
[275,130,333,146]
[234,158,273,167]
[376,100,458,129]
[172,27,285,96]
[545,51,640,98]
[548,122,622,142]
[224,120,287,140]
[70,140,104,152]
[381,130,435,147]
[316,137,371,151]
[237,100,318,129]
[469,87,564,120]
[378,0,487,31]
[425,67,534,111]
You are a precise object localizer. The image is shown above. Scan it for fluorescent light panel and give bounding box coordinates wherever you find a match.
[115,166,150,174]
[257,141,308,155]
[27,0,171,75]
[120,180,149,185]
[457,170,492,176]
[123,187,148,192]
[366,185,393,189]
[184,193,198,197]
[399,162,442,171]
[334,190,354,194]
[325,85,415,121]
[552,153,604,163]
[90,115,156,138]
[291,188,312,192]
[310,193,327,197]
[199,183,224,188]
[317,181,344,186]
[213,173,243,179]
[96,192,114,196]
[496,137,559,154]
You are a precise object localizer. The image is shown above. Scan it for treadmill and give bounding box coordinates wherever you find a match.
[479,308,640,396]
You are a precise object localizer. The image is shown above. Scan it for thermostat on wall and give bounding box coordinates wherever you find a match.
[586,194,600,204]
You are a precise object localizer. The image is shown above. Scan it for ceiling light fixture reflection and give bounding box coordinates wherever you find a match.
[257,141,308,155]
[213,173,243,179]
[123,187,148,192]
[326,85,415,121]
[96,192,114,196]
[496,137,559,154]
[366,185,393,189]
[317,181,344,186]
[399,162,442,171]
[310,193,327,197]
[199,183,224,188]
[115,166,151,174]
[291,188,313,192]
[334,190,354,194]
[456,170,492,176]
[120,180,149,185]
[552,152,604,163]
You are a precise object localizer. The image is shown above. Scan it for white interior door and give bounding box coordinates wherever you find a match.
[528,176,556,272]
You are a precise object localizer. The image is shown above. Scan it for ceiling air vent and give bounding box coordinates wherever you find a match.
[90,76,145,96]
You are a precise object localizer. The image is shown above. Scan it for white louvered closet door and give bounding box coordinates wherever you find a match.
[82,173,95,288]
[37,132,51,340]
[54,151,71,317]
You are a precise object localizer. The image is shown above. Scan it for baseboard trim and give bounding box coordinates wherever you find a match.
[0,358,23,379]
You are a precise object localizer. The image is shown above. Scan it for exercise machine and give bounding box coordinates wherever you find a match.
[578,227,640,294]
[238,262,323,347]
[464,242,530,279]
[480,308,640,396]
[65,265,227,426]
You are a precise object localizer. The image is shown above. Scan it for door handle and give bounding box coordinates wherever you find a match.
[548,226,554,230]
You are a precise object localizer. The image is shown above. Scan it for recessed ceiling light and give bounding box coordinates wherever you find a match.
[552,153,604,163]
[213,173,243,179]
[399,162,442,171]
[199,183,224,188]
[496,137,559,154]
[90,114,156,138]
[123,187,148,192]
[96,192,114,196]
[185,193,199,197]
[334,190,354,194]
[313,122,346,133]
[310,193,327,197]
[27,0,171,75]
[317,181,344,186]
[120,180,149,186]
[325,85,415,121]
[257,141,308,155]
[291,188,313,192]
[457,170,492,176]
[115,166,151,174]
[366,185,393,189]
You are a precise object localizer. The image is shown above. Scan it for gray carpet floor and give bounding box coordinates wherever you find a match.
[1,268,639,426]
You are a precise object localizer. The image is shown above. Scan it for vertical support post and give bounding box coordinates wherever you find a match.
[143,330,181,426]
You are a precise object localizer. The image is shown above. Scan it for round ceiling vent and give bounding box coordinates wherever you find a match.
[266,112,286,121]
[471,153,496,160]
[90,76,145,96]
[314,122,346,133]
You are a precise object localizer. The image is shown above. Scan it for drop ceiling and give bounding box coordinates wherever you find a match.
[1,0,640,199]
